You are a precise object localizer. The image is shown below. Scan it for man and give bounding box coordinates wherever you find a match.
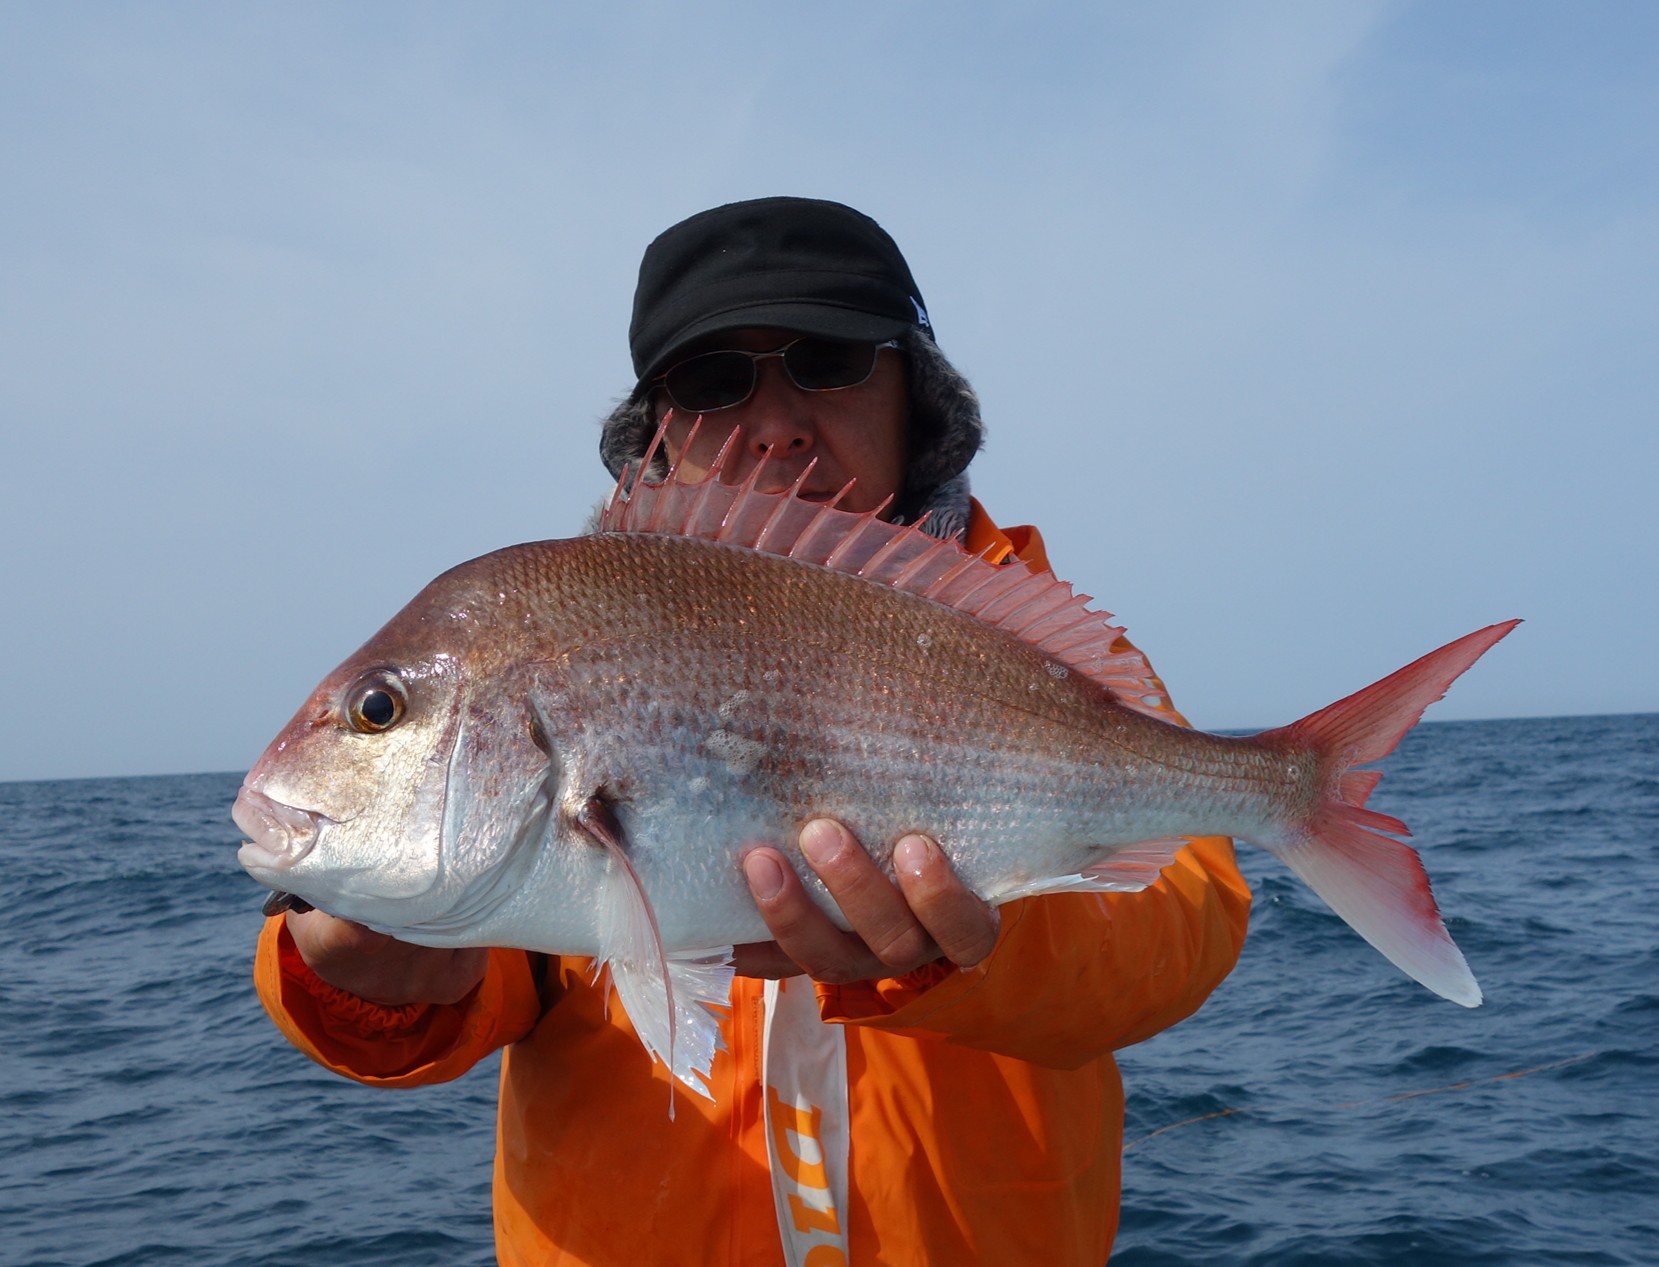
[256,196,1252,1265]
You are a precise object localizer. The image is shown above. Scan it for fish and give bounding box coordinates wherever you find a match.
[235,426,1518,1096]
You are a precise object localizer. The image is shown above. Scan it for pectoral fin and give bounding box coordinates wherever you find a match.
[572,797,734,1103]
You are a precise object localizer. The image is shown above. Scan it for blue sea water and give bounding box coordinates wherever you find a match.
[1,713,1654,1266]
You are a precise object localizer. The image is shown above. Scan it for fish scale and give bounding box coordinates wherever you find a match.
[542,536,1224,895]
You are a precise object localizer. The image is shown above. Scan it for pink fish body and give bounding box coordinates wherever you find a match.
[235,435,1516,1093]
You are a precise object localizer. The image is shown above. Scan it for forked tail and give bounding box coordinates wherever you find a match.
[1259,620,1520,1008]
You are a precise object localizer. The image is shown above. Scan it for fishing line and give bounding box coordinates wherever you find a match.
[1121,1051,1597,1152]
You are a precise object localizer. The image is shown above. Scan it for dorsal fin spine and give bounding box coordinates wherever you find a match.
[755,461,818,552]
[854,524,915,579]
[714,456,768,543]
[890,538,953,589]
[918,548,990,602]
[785,503,840,561]
[1046,625,1115,656]
[684,467,723,534]
[710,422,740,468]
[600,421,1166,712]
[637,419,678,533]
[824,504,889,571]
[978,573,1060,627]
[638,424,668,487]
[1003,589,1081,639]
[939,557,1009,614]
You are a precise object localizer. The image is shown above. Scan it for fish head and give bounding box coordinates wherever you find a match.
[235,561,557,939]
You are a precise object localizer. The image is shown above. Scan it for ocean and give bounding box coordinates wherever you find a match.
[2,713,1654,1266]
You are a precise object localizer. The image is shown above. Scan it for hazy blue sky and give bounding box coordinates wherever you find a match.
[3,2,1655,782]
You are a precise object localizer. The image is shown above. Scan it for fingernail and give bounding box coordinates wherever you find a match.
[800,819,844,867]
[745,852,785,900]
[894,834,934,879]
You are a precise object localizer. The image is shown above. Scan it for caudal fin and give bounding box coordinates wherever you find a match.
[1261,621,1520,1008]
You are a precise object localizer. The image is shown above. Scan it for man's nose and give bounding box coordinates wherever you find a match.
[740,359,815,458]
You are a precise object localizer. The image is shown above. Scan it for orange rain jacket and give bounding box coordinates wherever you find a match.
[254,504,1253,1266]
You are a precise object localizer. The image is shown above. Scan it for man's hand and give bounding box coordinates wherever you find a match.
[285,907,489,1007]
[733,818,1000,983]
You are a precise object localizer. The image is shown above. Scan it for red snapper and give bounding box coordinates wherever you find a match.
[235,434,1516,1095]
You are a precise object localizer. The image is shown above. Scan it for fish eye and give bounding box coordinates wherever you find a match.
[344,671,408,734]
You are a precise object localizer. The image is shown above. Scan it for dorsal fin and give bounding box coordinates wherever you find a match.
[599,420,1174,720]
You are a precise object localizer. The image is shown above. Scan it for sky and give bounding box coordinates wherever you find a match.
[2,2,1655,782]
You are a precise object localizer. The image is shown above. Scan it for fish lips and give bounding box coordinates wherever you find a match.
[234,786,325,874]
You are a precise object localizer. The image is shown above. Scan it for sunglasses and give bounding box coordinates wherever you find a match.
[652,337,900,414]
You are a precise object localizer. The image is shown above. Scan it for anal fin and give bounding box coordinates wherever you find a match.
[985,838,1194,903]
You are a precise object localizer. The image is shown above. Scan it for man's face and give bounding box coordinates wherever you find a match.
[653,328,909,516]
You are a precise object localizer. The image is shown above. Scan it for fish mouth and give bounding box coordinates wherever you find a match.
[234,786,327,872]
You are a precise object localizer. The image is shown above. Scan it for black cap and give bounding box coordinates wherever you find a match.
[628,197,933,382]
